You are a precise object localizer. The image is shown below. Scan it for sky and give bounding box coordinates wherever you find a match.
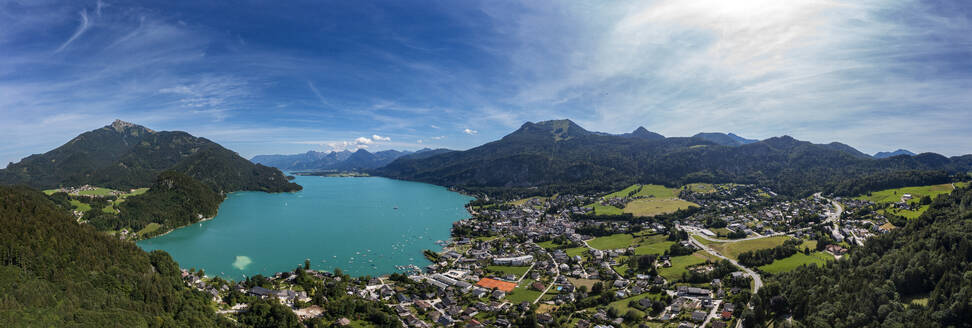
[1,0,971,165]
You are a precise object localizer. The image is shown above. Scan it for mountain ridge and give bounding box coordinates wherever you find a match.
[373,119,972,197]
[0,120,300,193]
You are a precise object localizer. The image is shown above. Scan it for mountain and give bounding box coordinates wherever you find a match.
[503,119,594,142]
[0,185,229,327]
[374,120,972,197]
[251,148,417,171]
[874,149,917,158]
[620,127,665,140]
[691,132,758,146]
[0,120,300,193]
[820,141,872,159]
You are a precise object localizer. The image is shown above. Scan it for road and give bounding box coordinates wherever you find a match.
[531,243,560,304]
[685,226,786,243]
[684,230,763,294]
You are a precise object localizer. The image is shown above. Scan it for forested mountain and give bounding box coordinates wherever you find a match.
[874,149,917,159]
[744,185,972,327]
[0,120,300,193]
[0,185,230,327]
[251,148,445,171]
[374,119,972,197]
[620,127,665,140]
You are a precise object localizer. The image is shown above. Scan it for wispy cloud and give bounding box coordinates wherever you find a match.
[306,81,330,108]
[463,128,478,135]
[55,9,89,53]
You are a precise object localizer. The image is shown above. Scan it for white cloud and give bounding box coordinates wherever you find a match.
[372,134,391,141]
[354,137,373,145]
[430,136,445,140]
[463,128,478,135]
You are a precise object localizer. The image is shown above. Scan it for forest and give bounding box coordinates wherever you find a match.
[81,171,224,237]
[0,185,231,327]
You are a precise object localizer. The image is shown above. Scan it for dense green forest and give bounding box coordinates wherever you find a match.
[81,171,223,237]
[744,186,972,327]
[0,120,300,193]
[0,185,231,327]
[375,120,972,198]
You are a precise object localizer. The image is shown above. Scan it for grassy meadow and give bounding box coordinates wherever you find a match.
[758,252,834,274]
[623,198,697,217]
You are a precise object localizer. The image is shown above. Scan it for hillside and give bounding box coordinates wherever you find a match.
[0,120,300,193]
[374,119,972,197]
[746,185,972,327]
[0,185,229,327]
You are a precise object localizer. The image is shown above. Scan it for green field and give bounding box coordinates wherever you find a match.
[536,240,559,249]
[486,265,531,279]
[506,279,543,303]
[758,252,834,274]
[623,198,697,217]
[69,199,91,212]
[604,184,676,199]
[633,234,675,256]
[855,183,957,204]
[137,223,163,237]
[705,235,791,260]
[585,203,624,215]
[588,233,637,250]
[567,278,601,290]
[613,255,630,276]
[881,206,928,219]
[658,252,718,281]
[606,292,664,319]
[565,247,589,258]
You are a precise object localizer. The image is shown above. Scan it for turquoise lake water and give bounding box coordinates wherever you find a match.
[137,176,472,279]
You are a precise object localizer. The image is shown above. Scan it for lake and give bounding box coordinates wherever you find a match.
[137,176,473,279]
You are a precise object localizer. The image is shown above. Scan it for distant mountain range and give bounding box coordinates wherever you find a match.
[374,119,971,197]
[874,149,917,159]
[252,148,453,171]
[0,120,300,193]
[691,132,758,146]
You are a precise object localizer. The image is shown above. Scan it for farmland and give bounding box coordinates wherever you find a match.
[623,198,697,217]
[604,184,676,199]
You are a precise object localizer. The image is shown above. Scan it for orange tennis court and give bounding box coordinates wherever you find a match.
[476,278,516,292]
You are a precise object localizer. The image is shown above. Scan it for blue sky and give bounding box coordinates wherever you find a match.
[1,0,970,165]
